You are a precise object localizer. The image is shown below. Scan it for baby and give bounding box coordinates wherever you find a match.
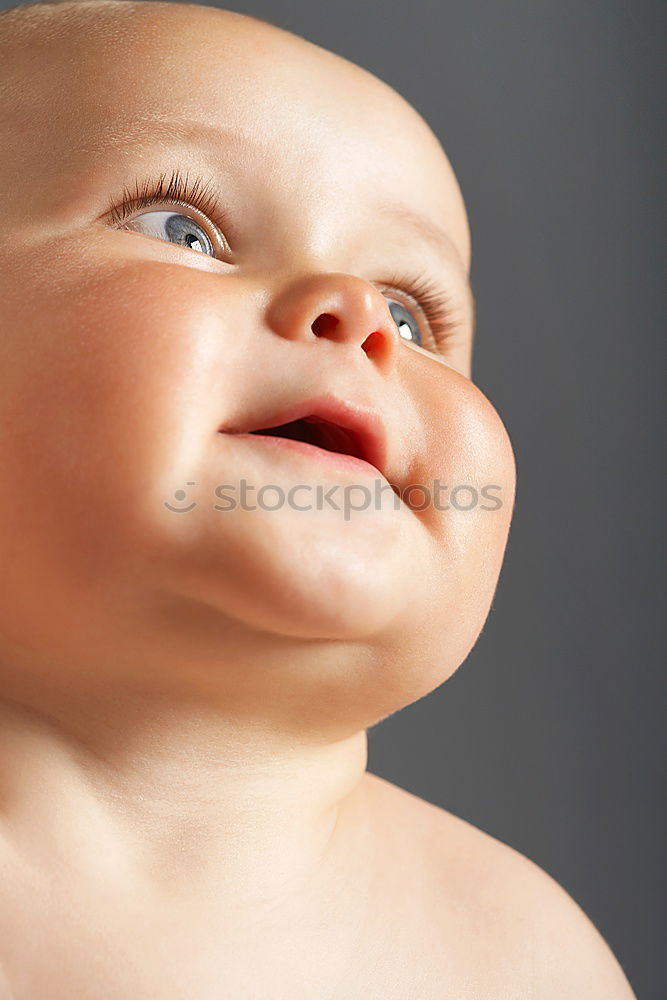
[0,0,636,997]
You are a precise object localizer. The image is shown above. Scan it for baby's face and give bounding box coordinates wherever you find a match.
[0,1,515,733]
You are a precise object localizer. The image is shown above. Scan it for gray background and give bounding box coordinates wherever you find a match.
[4,0,664,996]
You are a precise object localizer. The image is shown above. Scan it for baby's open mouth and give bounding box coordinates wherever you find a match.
[248,417,367,464]
[220,393,389,479]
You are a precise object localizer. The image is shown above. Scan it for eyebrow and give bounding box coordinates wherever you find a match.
[95,117,256,158]
[374,201,476,317]
[374,203,455,260]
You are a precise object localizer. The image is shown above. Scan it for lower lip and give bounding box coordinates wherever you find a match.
[222,432,384,479]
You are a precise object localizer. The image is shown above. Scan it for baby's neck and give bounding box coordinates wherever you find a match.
[0,693,373,922]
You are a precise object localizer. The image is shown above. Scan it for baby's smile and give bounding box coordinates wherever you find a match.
[218,392,391,482]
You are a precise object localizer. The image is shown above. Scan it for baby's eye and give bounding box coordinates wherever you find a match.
[120,209,216,257]
[383,296,425,349]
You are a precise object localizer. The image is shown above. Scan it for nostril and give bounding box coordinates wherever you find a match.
[362,329,388,360]
[311,313,340,337]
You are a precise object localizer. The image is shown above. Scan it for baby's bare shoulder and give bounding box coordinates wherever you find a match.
[364,772,636,999]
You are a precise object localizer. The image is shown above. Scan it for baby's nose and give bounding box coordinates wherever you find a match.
[265,271,401,376]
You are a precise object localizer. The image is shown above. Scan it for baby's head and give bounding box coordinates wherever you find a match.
[0,0,515,739]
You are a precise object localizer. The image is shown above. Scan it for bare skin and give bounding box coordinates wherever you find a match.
[0,1,635,997]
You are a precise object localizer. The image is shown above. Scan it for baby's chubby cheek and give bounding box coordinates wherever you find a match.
[370,359,516,713]
[0,236,255,656]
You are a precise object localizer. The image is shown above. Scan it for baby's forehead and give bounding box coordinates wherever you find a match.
[0,0,470,271]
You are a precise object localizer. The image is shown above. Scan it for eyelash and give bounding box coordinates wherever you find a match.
[377,270,461,348]
[104,168,461,349]
[104,168,233,240]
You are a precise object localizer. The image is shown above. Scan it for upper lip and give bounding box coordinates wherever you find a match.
[220,392,389,479]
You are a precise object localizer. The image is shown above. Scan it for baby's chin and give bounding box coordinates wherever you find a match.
[140,472,431,642]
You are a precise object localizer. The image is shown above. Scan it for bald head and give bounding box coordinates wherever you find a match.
[0,0,293,54]
[0,0,279,27]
